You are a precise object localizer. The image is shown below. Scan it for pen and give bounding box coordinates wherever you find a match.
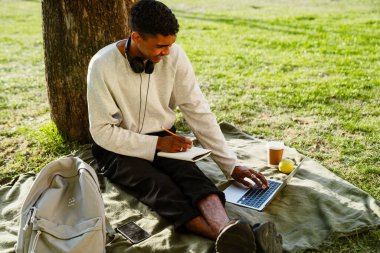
[161,126,177,137]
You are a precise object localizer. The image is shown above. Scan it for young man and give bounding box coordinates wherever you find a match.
[87,1,282,252]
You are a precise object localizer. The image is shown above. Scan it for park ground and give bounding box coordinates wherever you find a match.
[0,0,379,252]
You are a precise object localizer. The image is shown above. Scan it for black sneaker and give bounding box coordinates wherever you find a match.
[252,222,283,253]
[215,219,256,253]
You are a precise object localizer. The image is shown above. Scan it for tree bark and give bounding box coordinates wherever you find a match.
[42,0,135,143]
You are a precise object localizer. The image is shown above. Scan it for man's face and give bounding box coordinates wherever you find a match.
[134,32,176,63]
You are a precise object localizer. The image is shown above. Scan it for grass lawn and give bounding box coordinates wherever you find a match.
[0,0,379,252]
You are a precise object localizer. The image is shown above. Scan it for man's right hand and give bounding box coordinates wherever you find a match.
[156,135,193,153]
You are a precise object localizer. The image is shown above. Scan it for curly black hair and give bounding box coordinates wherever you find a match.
[129,0,179,37]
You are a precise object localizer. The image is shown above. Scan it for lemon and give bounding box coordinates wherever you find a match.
[279,159,295,174]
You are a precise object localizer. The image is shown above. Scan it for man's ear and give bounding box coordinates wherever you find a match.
[131,32,142,45]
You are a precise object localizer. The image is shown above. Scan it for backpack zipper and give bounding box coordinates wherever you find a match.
[23,207,38,231]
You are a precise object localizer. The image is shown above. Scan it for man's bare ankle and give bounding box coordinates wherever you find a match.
[197,194,230,234]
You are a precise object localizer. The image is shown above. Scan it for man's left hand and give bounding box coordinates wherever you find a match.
[231,166,269,189]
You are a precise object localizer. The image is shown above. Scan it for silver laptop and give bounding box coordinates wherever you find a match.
[224,159,305,211]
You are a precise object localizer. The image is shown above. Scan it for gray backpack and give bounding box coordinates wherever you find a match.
[15,157,114,253]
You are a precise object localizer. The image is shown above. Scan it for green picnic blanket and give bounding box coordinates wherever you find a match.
[1,123,379,252]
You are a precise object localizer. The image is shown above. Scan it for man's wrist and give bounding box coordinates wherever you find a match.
[156,136,164,151]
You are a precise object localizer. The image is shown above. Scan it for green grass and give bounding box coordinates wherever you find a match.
[0,0,78,182]
[0,0,379,252]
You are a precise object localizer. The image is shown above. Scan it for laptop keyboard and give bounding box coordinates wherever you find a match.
[237,180,282,208]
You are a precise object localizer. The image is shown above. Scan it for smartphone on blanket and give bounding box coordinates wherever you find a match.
[116,221,151,244]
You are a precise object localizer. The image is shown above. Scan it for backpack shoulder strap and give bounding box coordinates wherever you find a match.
[73,157,116,237]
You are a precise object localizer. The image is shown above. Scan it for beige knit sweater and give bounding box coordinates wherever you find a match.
[87,42,237,179]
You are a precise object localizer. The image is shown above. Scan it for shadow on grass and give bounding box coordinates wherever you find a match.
[173,9,376,47]
[174,9,313,36]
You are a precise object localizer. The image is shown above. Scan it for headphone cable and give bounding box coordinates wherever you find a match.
[137,74,150,133]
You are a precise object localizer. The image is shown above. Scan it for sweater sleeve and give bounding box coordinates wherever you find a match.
[87,56,158,161]
[172,47,237,179]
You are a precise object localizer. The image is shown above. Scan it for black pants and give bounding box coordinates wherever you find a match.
[92,130,225,230]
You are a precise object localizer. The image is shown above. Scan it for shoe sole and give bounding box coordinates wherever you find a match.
[253,222,283,253]
[215,220,256,253]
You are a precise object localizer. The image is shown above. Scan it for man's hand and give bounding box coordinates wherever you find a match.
[157,135,193,153]
[231,165,269,190]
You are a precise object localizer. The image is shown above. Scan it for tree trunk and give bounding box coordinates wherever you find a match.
[42,0,135,143]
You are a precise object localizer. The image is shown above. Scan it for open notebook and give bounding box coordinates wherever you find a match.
[157,147,211,162]
[224,159,305,211]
